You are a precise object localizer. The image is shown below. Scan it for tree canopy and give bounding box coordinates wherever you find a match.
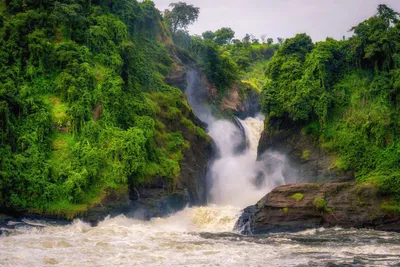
[0,0,206,215]
[164,2,200,34]
[261,4,400,205]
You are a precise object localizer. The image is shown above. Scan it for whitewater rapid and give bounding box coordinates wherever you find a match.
[1,70,399,266]
[1,212,400,266]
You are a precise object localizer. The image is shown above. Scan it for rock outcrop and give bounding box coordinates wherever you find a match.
[258,117,354,184]
[236,183,400,235]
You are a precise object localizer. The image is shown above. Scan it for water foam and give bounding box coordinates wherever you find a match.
[0,69,399,267]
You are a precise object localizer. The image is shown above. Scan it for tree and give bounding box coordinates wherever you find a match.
[250,34,259,44]
[261,34,267,43]
[280,33,314,59]
[242,33,251,44]
[214,27,235,45]
[262,33,315,121]
[277,37,284,45]
[377,4,399,25]
[202,30,215,40]
[267,38,274,45]
[164,2,200,34]
[349,4,400,71]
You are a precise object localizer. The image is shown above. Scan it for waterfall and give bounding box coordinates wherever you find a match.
[185,69,286,208]
[1,69,397,267]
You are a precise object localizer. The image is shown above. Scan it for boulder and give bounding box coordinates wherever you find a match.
[235,183,400,235]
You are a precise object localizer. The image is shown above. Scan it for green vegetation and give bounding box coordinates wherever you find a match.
[381,200,400,215]
[0,0,273,217]
[170,22,278,99]
[301,150,310,160]
[283,207,289,214]
[0,0,207,215]
[313,197,332,213]
[261,5,400,202]
[3,0,399,218]
[291,193,304,201]
[164,2,200,34]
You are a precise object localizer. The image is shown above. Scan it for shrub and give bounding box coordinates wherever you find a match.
[291,193,304,201]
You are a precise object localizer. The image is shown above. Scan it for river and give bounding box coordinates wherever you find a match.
[0,70,399,266]
[1,207,400,266]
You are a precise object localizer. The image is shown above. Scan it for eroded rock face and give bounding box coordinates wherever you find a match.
[258,117,354,184]
[236,183,400,235]
[85,187,131,225]
[220,86,261,119]
[83,61,212,223]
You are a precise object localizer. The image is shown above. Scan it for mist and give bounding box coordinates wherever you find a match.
[186,69,288,208]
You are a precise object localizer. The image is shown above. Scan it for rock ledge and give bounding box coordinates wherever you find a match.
[236,183,400,234]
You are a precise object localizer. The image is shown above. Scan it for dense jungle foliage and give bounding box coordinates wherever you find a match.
[261,5,400,208]
[2,0,399,217]
[0,0,206,215]
[172,27,279,103]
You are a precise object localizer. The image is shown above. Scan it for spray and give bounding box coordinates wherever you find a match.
[185,69,287,208]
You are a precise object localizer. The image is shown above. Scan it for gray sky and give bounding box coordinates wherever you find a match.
[152,0,400,42]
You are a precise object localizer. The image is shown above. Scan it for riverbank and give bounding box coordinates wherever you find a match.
[1,205,400,266]
[236,182,400,235]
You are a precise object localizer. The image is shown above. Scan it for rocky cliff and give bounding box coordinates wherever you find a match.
[236,183,400,235]
[84,58,213,223]
[258,117,354,184]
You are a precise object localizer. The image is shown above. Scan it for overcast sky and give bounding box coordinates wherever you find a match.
[152,0,400,42]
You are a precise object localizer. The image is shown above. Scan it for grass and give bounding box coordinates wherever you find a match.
[50,132,75,169]
[51,132,74,150]
[291,193,304,201]
[42,95,69,128]
[30,188,107,219]
[49,96,67,119]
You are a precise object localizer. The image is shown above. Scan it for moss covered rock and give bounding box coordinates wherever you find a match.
[236,183,400,234]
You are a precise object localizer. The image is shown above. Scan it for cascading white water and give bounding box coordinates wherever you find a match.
[208,115,285,207]
[238,116,265,160]
[1,69,399,266]
[186,69,286,207]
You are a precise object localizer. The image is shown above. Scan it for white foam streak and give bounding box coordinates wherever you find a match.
[208,115,286,207]
[238,115,265,160]
[2,215,400,266]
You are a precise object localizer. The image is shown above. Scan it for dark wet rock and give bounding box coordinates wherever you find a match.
[84,187,132,225]
[127,192,188,220]
[0,214,15,235]
[0,214,70,235]
[233,116,248,154]
[220,86,261,119]
[177,115,212,206]
[258,116,354,184]
[242,91,261,118]
[138,63,212,213]
[164,61,187,91]
[235,183,400,235]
